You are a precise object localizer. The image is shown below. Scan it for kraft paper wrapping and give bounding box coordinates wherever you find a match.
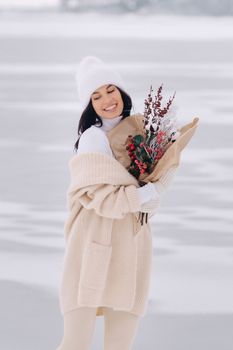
[106,113,200,183]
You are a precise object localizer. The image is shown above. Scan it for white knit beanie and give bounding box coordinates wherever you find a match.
[76,55,127,110]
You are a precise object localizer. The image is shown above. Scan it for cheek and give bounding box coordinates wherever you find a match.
[113,91,121,102]
[116,93,123,106]
[92,100,101,111]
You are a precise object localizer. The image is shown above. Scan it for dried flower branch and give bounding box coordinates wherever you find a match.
[126,84,180,181]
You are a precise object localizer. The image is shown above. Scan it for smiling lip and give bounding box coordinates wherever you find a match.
[104,104,117,111]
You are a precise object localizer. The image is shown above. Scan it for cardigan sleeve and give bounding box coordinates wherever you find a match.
[74,183,141,219]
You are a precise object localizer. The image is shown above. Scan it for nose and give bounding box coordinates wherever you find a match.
[102,95,115,108]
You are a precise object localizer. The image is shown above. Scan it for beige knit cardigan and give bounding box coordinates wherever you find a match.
[59,114,200,318]
[59,151,155,318]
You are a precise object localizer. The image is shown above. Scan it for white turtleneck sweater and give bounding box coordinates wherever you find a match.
[77,115,123,157]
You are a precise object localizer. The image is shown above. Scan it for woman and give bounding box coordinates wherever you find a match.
[56,56,177,350]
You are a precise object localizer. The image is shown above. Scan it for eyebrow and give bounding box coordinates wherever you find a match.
[92,84,114,95]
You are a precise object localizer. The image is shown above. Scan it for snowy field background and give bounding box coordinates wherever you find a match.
[0,9,233,350]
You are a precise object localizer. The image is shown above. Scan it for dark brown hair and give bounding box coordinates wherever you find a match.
[73,86,133,153]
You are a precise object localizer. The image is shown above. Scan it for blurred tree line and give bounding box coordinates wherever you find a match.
[61,0,233,15]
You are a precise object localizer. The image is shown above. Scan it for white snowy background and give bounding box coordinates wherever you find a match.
[0,1,233,349]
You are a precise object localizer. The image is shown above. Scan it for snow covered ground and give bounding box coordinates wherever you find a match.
[0,11,233,350]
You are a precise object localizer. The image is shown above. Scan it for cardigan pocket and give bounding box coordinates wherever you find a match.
[79,241,112,290]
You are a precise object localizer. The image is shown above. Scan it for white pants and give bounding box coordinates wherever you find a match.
[56,306,141,350]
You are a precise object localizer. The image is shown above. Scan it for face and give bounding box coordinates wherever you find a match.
[91,84,124,119]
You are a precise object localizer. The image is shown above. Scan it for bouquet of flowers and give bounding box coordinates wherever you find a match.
[105,84,199,226]
[126,84,181,185]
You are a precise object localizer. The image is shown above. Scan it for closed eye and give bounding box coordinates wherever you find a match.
[93,89,115,100]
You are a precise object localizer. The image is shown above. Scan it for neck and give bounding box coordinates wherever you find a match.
[99,115,123,132]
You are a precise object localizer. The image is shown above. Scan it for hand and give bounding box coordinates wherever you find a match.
[139,166,179,221]
[136,181,160,206]
[138,197,161,224]
[139,197,160,213]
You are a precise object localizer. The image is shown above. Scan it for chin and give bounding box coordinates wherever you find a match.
[102,109,122,119]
